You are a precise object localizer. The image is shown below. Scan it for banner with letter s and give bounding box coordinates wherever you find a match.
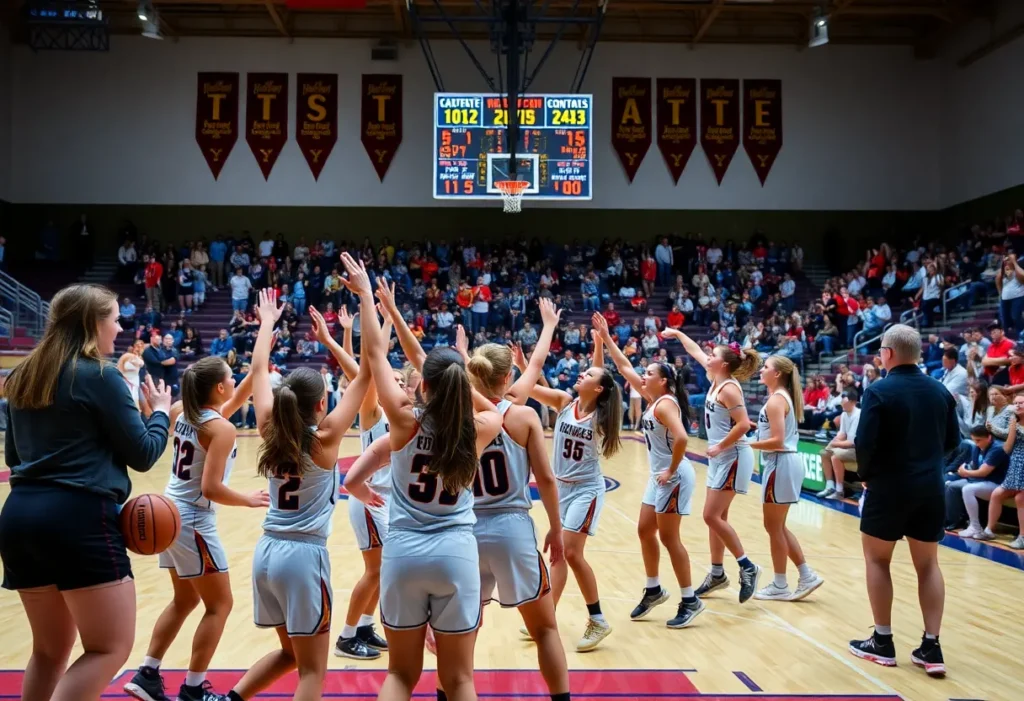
[699,78,740,185]
[655,78,697,185]
[195,72,239,180]
[611,77,651,183]
[246,72,289,180]
[743,79,783,186]
[361,74,403,181]
[295,73,338,181]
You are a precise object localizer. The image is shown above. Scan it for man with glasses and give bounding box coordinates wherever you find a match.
[848,325,960,678]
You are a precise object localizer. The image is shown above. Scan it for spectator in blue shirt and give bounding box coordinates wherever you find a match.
[946,424,1009,535]
[210,329,233,357]
[209,238,228,288]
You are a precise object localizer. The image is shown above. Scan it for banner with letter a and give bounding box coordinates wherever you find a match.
[611,77,651,183]
[743,79,783,186]
[656,78,697,185]
[246,72,289,180]
[699,78,740,185]
[295,73,338,181]
[361,74,403,181]
[195,72,239,180]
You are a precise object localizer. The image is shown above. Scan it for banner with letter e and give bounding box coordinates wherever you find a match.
[611,77,651,183]
[195,72,239,180]
[246,72,289,180]
[743,79,783,186]
[295,73,338,181]
[655,78,697,185]
[361,74,403,181]
[699,78,740,185]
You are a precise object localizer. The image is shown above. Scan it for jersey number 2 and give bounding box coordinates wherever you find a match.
[172,437,195,480]
[408,454,460,505]
[278,477,301,510]
[473,451,510,497]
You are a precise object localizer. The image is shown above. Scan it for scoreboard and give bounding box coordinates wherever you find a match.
[433,92,593,201]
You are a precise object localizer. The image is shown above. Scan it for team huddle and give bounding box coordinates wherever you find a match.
[122,252,823,701]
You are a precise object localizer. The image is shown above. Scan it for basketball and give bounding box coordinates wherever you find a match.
[119,494,181,556]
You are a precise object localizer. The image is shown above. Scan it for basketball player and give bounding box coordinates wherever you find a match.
[124,358,265,701]
[332,304,396,660]
[593,315,704,628]
[519,330,622,651]
[340,253,503,701]
[117,339,147,408]
[662,329,763,603]
[216,289,370,701]
[748,356,825,601]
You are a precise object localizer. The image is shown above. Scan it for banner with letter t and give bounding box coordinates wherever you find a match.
[361,74,403,181]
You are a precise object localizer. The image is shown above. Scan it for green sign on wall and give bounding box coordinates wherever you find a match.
[755,440,827,494]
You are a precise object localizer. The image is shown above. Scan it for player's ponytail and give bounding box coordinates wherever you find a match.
[466,343,513,398]
[654,362,692,425]
[717,343,763,382]
[767,354,805,424]
[594,367,623,458]
[257,367,323,479]
[181,356,230,426]
[422,347,478,494]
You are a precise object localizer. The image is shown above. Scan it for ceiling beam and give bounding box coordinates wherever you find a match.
[390,0,408,37]
[958,20,1024,68]
[829,0,857,20]
[692,0,725,45]
[264,0,289,37]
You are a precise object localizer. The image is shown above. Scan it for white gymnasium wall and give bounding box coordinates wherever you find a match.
[9,37,942,210]
[940,0,1024,208]
[0,26,12,202]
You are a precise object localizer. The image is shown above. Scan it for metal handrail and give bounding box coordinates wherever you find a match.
[0,307,12,342]
[942,280,971,323]
[0,271,48,337]
[900,307,921,328]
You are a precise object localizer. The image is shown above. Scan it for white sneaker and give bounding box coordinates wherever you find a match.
[1010,535,1024,550]
[753,582,793,601]
[791,572,824,601]
[826,491,845,500]
[815,486,835,498]
[974,528,996,541]
[958,524,982,539]
[576,617,612,652]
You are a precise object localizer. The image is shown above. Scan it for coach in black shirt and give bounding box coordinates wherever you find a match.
[849,324,959,676]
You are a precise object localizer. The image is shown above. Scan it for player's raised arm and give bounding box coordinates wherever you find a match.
[662,328,711,370]
[506,298,562,405]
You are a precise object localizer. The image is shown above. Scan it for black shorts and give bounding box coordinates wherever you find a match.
[859,486,945,543]
[0,483,133,591]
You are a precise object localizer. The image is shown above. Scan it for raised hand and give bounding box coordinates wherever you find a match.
[590,311,611,339]
[376,302,393,325]
[308,306,334,345]
[338,306,355,330]
[455,324,470,361]
[511,341,527,372]
[375,277,398,313]
[257,288,284,324]
[339,252,372,297]
[145,375,173,415]
[538,297,562,328]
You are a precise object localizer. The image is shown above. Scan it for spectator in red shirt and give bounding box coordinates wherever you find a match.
[981,322,1016,378]
[630,292,647,313]
[144,254,163,313]
[602,302,621,329]
[667,305,685,330]
[835,286,860,348]
[421,256,439,282]
[640,249,657,298]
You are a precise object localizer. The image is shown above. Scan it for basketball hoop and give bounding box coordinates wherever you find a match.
[495,180,528,214]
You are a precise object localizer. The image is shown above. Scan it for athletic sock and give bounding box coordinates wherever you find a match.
[644,585,662,597]
[835,486,845,496]
[552,694,571,701]
[773,573,787,588]
[825,479,835,490]
[586,601,602,617]
[341,624,358,639]
[437,690,448,701]
[358,614,375,627]
[680,586,696,603]
[227,692,245,701]
[184,671,207,687]
[645,576,660,589]
[737,556,754,570]
[142,657,161,670]
[874,624,892,637]
[924,632,938,641]
[710,563,725,577]
[797,563,813,579]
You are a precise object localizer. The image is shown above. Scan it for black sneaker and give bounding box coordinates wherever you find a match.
[629,586,670,620]
[911,636,945,677]
[357,623,388,650]
[124,666,169,701]
[694,572,729,597]
[738,563,762,604]
[666,598,706,629]
[334,635,382,660]
[849,632,897,667]
[177,681,220,701]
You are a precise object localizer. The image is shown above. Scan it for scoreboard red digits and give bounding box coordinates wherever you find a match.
[434,92,593,201]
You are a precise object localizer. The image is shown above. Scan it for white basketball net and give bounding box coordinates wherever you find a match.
[495,180,528,214]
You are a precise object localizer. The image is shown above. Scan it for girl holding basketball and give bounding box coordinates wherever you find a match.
[662,328,763,604]
[517,329,622,652]
[124,359,265,701]
[592,314,704,629]
[748,356,824,601]
[218,289,371,701]
[342,253,504,701]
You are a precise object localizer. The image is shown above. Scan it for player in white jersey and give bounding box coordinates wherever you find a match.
[124,357,264,701]
[340,253,503,701]
[663,329,763,604]
[749,355,824,601]
[219,289,371,701]
[593,314,705,630]
[523,329,622,652]
[117,340,146,408]
[333,305,398,660]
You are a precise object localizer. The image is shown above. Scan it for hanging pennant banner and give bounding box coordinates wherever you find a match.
[361,74,403,181]
[246,72,289,180]
[295,73,338,181]
[195,72,239,180]
[699,78,740,185]
[611,77,652,183]
[656,78,697,185]
[743,79,783,186]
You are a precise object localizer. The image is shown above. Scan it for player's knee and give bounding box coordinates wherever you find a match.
[637,519,657,540]
[564,542,586,567]
[205,591,233,618]
[174,588,202,614]
[657,524,680,548]
[437,664,473,692]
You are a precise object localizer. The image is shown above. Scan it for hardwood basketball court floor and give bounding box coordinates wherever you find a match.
[1,432,1022,700]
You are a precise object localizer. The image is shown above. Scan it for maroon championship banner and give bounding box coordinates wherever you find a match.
[656,78,697,185]
[361,74,403,181]
[611,77,652,183]
[245,72,289,180]
[195,72,239,180]
[743,79,783,186]
[295,73,338,181]
[699,78,740,185]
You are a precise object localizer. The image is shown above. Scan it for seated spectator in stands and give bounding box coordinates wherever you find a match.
[136,304,161,341]
[959,327,990,366]
[630,291,647,313]
[945,424,1009,534]
[179,327,202,359]
[272,327,295,366]
[641,327,661,357]
[816,389,861,499]
[602,302,621,329]
[117,239,138,283]
[979,322,1015,379]
[938,347,969,398]
[666,305,685,330]
[298,333,320,360]
[779,273,796,313]
[862,363,880,391]
[549,350,579,385]
[210,329,233,358]
[977,394,1024,548]
[516,321,538,347]
[778,335,804,362]
[119,297,137,330]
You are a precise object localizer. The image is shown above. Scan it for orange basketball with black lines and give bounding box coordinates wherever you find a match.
[119,494,181,555]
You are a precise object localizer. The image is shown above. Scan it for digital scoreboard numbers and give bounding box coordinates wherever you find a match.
[433,92,593,201]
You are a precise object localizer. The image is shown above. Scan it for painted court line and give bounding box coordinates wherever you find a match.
[732,672,762,692]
